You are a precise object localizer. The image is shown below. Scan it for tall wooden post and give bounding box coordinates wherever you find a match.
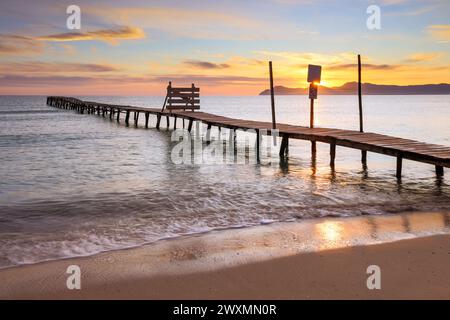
[358,54,367,164]
[309,91,315,128]
[269,61,276,129]
[256,129,260,162]
[358,55,363,132]
[309,83,317,154]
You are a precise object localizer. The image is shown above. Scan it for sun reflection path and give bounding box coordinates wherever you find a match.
[315,221,345,249]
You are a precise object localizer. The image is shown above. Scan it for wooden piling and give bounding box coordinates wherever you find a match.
[279,135,289,157]
[156,115,161,129]
[330,143,336,167]
[145,112,149,128]
[125,110,130,125]
[309,97,315,129]
[396,155,403,179]
[358,54,367,165]
[310,93,316,154]
[436,165,444,177]
[206,124,212,143]
[134,111,139,126]
[311,141,317,155]
[256,129,260,161]
[269,61,276,129]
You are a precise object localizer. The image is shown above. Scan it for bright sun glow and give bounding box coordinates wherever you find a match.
[315,221,343,242]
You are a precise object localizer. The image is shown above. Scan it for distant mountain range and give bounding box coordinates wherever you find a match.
[259,82,450,95]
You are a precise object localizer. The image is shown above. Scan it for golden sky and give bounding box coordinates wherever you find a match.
[0,0,449,95]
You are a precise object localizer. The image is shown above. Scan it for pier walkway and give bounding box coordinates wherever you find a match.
[47,96,449,178]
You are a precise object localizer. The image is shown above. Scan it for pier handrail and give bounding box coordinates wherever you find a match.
[161,82,200,112]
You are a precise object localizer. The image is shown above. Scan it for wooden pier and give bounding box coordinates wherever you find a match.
[47,96,449,178]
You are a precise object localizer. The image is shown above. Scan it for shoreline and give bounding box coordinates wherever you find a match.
[0,211,449,299]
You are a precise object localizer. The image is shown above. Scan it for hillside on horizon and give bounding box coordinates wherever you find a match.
[259,82,450,95]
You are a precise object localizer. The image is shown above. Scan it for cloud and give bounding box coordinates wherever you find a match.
[151,74,267,86]
[0,74,267,88]
[404,52,443,63]
[84,6,316,41]
[326,63,400,71]
[59,44,77,55]
[0,75,97,87]
[0,26,145,57]
[0,62,118,74]
[426,25,450,42]
[0,34,44,55]
[183,60,230,69]
[36,26,146,44]
[255,51,357,65]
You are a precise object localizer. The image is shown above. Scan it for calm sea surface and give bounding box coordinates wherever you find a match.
[0,95,449,268]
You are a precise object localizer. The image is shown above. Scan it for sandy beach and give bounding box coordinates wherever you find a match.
[0,211,449,300]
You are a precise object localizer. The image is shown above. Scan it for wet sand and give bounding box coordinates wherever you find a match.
[0,211,449,299]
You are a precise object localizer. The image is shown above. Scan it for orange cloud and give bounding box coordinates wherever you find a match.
[0,62,119,74]
[36,26,146,44]
[326,63,399,71]
[404,52,443,63]
[0,34,44,55]
[426,25,450,42]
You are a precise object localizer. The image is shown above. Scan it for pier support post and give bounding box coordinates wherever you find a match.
[125,111,130,125]
[116,110,121,122]
[135,111,140,126]
[195,121,200,139]
[436,165,444,177]
[229,129,237,154]
[330,143,336,167]
[311,141,317,155]
[361,150,367,165]
[206,124,212,144]
[256,129,260,161]
[396,155,403,179]
[145,112,150,128]
[279,135,289,157]
[187,119,193,132]
[156,115,161,129]
[174,116,177,130]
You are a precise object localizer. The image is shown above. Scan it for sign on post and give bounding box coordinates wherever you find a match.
[307,64,322,130]
[307,64,322,83]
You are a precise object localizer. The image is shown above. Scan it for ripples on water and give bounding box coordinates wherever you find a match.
[0,95,449,268]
